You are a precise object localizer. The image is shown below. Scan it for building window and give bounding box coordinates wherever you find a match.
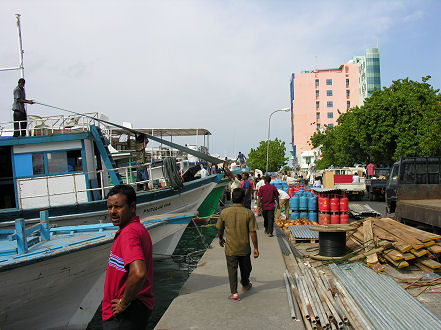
[347,101,351,108]
[316,90,319,98]
[327,101,333,108]
[316,112,320,119]
[316,101,320,109]
[327,90,333,96]
[328,124,334,128]
[327,112,333,118]
[315,79,319,87]
[346,79,349,87]
[317,124,320,129]
[346,90,350,97]
[326,79,332,85]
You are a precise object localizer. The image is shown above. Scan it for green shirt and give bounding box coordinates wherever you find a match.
[216,203,258,256]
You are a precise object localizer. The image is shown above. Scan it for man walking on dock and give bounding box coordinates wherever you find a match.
[102,184,154,329]
[216,188,259,301]
[257,175,279,237]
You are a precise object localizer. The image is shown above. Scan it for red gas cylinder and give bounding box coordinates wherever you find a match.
[331,213,340,224]
[330,196,340,212]
[321,197,330,212]
[340,212,349,224]
[319,212,330,225]
[288,186,295,197]
[340,196,349,212]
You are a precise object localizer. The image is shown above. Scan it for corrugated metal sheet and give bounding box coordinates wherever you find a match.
[289,225,319,239]
[349,203,380,216]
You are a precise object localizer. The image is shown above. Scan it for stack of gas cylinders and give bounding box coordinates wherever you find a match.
[272,178,289,193]
[289,187,318,222]
[317,193,349,224]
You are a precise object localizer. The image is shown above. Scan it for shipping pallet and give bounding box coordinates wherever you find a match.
[290,237,319,244]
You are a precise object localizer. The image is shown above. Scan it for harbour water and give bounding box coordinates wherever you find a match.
[87,222,219,330]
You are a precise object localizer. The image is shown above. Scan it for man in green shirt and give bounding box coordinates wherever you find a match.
[216,188,259,301]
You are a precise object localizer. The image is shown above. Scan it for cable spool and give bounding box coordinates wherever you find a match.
[318,232,347,257]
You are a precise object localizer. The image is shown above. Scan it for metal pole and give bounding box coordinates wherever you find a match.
[266,108,290,173]
[16,14,25,78]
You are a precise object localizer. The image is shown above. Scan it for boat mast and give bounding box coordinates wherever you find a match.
[0,14,25,78]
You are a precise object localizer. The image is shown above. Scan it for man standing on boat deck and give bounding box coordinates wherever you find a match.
[135,134,149,190]
[12,78,34,137]
[216,188,259,301]
[102,184,154,329]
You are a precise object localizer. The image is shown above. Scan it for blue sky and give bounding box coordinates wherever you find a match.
[0,0,439,159]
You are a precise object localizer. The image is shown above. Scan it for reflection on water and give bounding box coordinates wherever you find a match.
[87,224,218,330]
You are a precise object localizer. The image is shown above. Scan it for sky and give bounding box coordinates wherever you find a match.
[1,0,440,159]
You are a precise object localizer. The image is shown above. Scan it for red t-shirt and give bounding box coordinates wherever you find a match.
[258,184,279,210]
[102,216,155,321]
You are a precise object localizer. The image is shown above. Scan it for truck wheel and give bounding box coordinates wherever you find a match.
[389,201,396,213]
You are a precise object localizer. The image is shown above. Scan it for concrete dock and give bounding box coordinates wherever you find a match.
[155,216,305,330]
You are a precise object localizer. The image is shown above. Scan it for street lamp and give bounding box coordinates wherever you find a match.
[266,107,290,173]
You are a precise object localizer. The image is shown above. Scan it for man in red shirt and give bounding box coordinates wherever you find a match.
[102,184,154,329]
[257,175,279,237]
[367,163,376,178]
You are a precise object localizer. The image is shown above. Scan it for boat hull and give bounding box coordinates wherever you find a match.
[0,216,193,330]
[0,175,220,228]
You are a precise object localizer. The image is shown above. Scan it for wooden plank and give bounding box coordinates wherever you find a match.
[372,224,412,252]
[428,245,441,254]
[383,249,404,261]
[380,217,441,242]
[370,263,386,273]
[424,240,435,247]
[402,253,416,261]
[419,258,441,270]
[416,262,441,274]
[411,249,428,258]
[374,219,424,250]
[384,254,409,268]
[363,219,378,265]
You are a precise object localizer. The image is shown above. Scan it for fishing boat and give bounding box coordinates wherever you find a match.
[0,113,224,255]
[0,13,226,330]
[0,212,196,329]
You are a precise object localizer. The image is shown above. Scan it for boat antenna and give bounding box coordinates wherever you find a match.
[0,14,25,77]
[34,101,224,165]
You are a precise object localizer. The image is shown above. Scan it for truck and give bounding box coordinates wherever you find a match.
[365,168,391,201]
[322,167,365,200]
[385,157,441,231]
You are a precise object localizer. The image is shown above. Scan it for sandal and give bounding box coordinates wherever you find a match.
[228,294,240,301]
[242,283,252,292]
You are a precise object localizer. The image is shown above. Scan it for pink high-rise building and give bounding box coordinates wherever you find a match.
[289,49,381,170]
[291,63,359,156]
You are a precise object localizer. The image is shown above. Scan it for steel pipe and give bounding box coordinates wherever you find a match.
[284,272,296,319]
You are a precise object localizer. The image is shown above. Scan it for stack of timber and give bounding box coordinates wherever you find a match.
[348,217,441,273]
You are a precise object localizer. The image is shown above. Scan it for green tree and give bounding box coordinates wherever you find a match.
[311,77,441,169]
[247,138,288,172]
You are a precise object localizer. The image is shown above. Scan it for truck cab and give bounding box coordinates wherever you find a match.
[386,157,441,215]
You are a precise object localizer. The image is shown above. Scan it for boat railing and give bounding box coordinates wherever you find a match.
[16,162,172,210]
[7,211,50,254]
[0,112,111,138]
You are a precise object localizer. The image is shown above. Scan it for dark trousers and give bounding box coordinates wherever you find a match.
[103,300,152,330]
[262,209,275,234]
[13,111,27,137]
[226,254,252,294]
[244,199,251,210]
